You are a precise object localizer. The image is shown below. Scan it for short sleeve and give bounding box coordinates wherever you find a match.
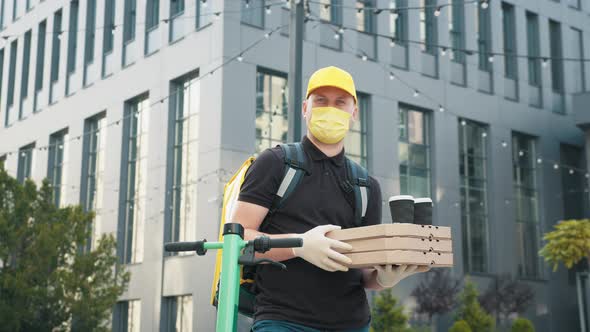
[364,176,382,226]
[237,147,285,209]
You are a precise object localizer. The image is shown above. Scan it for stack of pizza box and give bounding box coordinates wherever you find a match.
[326,224,453,269]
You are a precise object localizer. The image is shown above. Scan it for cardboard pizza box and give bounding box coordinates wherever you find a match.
[336,237,452,254]
[344,250,454,269]
[327,224,451,242]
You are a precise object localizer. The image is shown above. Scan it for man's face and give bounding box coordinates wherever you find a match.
[302,86,358,130]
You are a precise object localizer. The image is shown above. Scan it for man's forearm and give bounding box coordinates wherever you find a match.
[362,268,385,290]
[244,228,299,262]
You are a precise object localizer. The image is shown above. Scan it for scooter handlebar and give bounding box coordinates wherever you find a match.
[268,238,303,249]
[164,241,199,252]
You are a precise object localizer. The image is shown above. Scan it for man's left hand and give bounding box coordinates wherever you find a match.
[374,265,430,288]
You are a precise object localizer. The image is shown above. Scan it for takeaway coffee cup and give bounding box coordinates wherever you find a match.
[413,197,433,225]
[388,195,415,224]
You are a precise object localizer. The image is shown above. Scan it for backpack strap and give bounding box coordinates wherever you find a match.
[345,158,370,227]
[269,143,307,215]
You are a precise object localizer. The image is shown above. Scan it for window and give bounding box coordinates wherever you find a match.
[476,1,492,71]
[420,0,437,55]
[526,12,541,87]
[50,8,62,103]
[399,105,431,197]
[169,0,185,42]
[50,9,62,83]
[356,0,377,60]
[390,0,407,46]
[344,93,369,168]
[196,0,212,29]
[241,0,264,28]
[17,143,34,183]
[11,0,16,21]
[165,73,199,247]
[6,39,16,114]
[449,0,465,63]
[123,0,137,44]
[145,0,159,54]
[459,119,489,273]
[113,300,141,332]
[160,295,192,332]
[103,0,115,55]
[84,0,96,67]
[66,1,79,95]
[319,0,342,50]
[0,154,6,169]
[512,133,541,278]
[0,0,5,28]
[35,20,47,109]
[146,0,159,31]
[67,0,79,75]
[560,144,587,220]
[48,129,68,207]
[571,27,585,93]
[0,49,5,125]
[356,0,376,33]
[319,0,342,22]
[170,0,184,17]
[549,20,564,95]
[19,30,31,118]
[502,2,517,79]
[118,95,149,264]
[568,0,581,9]
[255,69,288,153]
[81,112,107,251]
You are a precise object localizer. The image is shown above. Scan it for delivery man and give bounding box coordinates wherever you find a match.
[232,66,428,331]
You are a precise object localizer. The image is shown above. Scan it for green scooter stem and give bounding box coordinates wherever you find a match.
[216,233,247,332]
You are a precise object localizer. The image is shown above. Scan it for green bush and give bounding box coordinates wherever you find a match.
[511,318,535,332]
[371,289,409,332]
[455,280,495,332]
[449,320,472,332]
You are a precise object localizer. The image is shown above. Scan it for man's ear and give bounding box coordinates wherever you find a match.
[302,99,309,118]
[352,105,359,122]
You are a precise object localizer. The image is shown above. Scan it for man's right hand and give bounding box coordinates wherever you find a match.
[292,225,353,272]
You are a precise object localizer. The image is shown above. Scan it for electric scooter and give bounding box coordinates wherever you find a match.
[164,223,303,332]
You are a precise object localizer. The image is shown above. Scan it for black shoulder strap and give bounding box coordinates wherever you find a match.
[268,143,307,215]
[345,158,370,226]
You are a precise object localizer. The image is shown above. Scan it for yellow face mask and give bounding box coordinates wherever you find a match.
[308,107,352,144]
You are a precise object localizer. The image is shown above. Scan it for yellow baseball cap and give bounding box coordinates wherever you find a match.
[306,66,357,104]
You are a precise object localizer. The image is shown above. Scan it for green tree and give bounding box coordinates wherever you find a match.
[0,170,129,331]
[539,219,590,271]
[449,320,472,332]
[371,289,409,332]
[511,318,535,332]
[455,280,494,332]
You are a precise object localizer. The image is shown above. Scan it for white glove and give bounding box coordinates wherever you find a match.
[292,225,353,272]
[374,265,430,288]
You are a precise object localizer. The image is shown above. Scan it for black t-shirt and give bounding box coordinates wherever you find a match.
[238,136,382,330]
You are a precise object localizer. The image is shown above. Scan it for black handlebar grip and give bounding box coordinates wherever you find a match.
[164,242,198,252]
[268,238,303,248]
